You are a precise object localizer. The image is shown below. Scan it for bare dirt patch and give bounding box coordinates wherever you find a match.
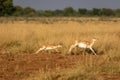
[0,53,85,80]
[0,53,120,80]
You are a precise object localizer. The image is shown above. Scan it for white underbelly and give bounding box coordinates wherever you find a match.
[45,47,55,50]
[78,43,87,48]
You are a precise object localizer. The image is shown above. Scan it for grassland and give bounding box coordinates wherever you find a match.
[0,17,120,80]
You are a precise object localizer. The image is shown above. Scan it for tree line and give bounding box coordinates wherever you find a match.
[1,0,120,17]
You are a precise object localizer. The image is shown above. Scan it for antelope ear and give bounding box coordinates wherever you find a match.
[75,40,78,43]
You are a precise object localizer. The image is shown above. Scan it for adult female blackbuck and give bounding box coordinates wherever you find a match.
[68,39,97,55]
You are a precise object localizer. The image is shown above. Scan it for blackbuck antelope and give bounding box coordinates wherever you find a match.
[35,44,62,54]
[68,39,97,55]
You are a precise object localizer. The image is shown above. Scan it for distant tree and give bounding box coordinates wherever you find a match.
[92,8,101,16]
[100,8,115,16]
[36,10,44,17]
[78,8,87,16]
[23,7,36,17]
[63,7,76,16]
[13,6,23,16]
[115,9,120,17]
[37,10,54,17]
[86,10,94,16]
[54,10,64,16]
[42,10,54,17]
[0,0,14,16]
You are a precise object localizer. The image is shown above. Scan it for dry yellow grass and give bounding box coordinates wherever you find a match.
[0,17,120,80]
[0,18,120,54]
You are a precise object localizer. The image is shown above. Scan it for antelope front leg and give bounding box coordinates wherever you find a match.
[89,47,97,55]
[35,47,45,54]
[68,44,77,54]
[54,49,61,53]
